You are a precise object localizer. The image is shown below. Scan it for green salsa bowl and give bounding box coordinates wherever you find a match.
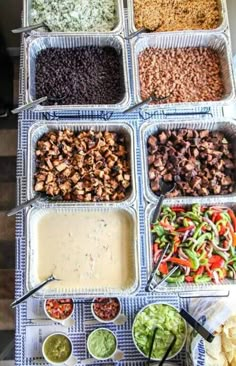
[132,303,187,361]
[42,332,74,365]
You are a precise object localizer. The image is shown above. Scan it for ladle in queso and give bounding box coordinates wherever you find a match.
[10,275,59,308]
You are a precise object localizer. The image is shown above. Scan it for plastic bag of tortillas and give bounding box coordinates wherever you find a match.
[186,295,236,366]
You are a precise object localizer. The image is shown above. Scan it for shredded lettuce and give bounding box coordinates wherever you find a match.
[133,304,186,359]
[31,0,117,32]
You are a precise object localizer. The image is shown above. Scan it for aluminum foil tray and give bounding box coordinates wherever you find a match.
[27,120,136,206]
[26,205,140,298]
[131,32,235,111]
[128,0,228,35]
[24,34,131,112]
[145,202,236,294]
[141,119,236,204]
[23,0,124,36]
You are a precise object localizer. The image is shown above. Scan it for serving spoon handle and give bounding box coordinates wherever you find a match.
[11,96,48,114]
[12,22,49,34]
[7,196,40,217]
[10,275,57,308]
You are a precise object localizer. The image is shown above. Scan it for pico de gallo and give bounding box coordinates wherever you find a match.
[151,204,236,284]
[45,299,74,320]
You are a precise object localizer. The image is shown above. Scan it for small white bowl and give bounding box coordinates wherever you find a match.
[42,332,77,366]
[91,298,126,325]
[44,299,75,327]
[132,303,187,361]
[87,328,124,361]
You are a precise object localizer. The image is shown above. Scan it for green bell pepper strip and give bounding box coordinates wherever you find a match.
[184,249,200,270]
[213,250,229,262]
[166,275,185,283]
[194,274,212,283]
[183,212,202,223]
[193,223,207,239]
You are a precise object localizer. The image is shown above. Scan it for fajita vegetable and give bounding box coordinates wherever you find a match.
[151,205,236,284]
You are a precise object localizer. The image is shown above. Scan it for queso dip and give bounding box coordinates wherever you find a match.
[31,209,136,291]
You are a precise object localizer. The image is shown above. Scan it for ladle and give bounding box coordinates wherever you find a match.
[10,275,59,308]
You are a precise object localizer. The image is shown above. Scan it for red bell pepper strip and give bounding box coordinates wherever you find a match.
[219,225,226,236]
[176,226,195,233]
[209,255,225,267]
[153,243,158,254]
[171,207,185,212]
[159,262,169,275]
[160,221,174,230]
[185,276,194,283]
[173,236,181,253]
[168,257,192,268]
[211,212,218,223]
[196,266,205,276]
[228,209,236,231]
[227,223,236,247]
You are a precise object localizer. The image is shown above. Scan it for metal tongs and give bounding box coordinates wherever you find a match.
[145,243,179,292]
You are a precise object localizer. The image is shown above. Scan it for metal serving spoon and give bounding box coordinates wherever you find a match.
[124,94,171,114]
[12,22,51,34]
[152,179,176,224]
[10,275,59,308]
[11,94,67,114]
[7,194,62,217]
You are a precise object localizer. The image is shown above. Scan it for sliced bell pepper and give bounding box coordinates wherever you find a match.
[194,274,212,283]
[153,243,158,254]
[228,223,236,247]
[209,255,225,268]
[184,249,200,270]
[168,257,192,268]
[159,262,169,275]
[176,226,195,233]
[185,276,194,283]
[196,266,205,276]
[166,275,185,283]
[171,207,185,212]
[228,209,236,231]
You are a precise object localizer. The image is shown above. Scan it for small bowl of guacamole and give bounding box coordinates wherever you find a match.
[87,328,118,360]
[132,303,187,361]
[42,333,74,364]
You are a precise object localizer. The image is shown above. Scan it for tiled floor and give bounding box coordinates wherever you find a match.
[0,57,18,361]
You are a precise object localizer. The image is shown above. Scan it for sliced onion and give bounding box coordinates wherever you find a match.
[203,217,230,252]
[182,230,190,242]
[179,248,188,260]
[184,266,190,276]
[212,270,220,284]
[228,265,236,280]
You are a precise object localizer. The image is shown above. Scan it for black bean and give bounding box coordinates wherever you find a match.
[35,47,125,105]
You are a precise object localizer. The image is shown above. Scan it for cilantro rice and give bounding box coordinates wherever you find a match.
[31,0,118,32]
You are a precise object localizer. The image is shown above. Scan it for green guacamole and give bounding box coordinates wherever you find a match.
[88,329,116,359]
[133,304,186,360]
[44,334,72,363]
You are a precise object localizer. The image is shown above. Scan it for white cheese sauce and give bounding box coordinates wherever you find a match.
[34,210,135,291]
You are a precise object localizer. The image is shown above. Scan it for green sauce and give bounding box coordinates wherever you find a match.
[44,334,71,363]
[88,329,116,359]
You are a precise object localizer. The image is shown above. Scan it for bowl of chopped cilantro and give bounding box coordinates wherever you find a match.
[132,303,187,360]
